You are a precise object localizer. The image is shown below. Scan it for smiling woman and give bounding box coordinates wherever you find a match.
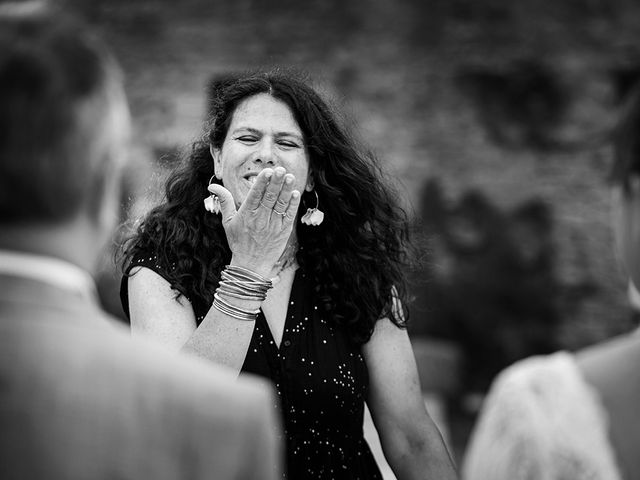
[211,93,313,210]
[118,70,456,480]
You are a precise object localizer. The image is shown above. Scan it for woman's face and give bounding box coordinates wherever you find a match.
[212,93,313,208]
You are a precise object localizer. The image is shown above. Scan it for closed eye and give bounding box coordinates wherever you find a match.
[278,140,301,148]
[236,136,258,143]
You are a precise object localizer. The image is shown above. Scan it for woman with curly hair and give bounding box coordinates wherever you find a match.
[120,71,455,480]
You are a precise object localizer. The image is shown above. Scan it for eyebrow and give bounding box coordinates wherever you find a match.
[232,126,303,141]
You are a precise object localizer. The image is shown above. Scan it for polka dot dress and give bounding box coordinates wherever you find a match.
[121,256,383,480]
[242,269,382,479]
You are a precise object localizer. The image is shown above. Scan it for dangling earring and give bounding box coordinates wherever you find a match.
[204,175,221,214]
[301,190,324,226]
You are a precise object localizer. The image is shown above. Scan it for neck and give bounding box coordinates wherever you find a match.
[277,235,299,268]
[0,217,105,275]
[270,234,300,285]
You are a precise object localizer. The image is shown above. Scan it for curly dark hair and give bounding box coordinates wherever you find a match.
[120,70,411,344]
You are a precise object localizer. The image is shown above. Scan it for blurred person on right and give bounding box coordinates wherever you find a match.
[462,86,640,480]
[0,3,281,479]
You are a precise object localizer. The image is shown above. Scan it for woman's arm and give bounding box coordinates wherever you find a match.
[128,167,299,374]
[364,317,457,480]
[128,266,258,373]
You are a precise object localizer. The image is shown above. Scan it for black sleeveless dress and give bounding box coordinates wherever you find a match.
[121,254,384,480]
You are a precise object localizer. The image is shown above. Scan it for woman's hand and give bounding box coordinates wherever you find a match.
[207,167,301,277]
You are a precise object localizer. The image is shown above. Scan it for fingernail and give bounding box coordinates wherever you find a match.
[292,190,300,199]
[264,170,273,179]
[285,175,293,185]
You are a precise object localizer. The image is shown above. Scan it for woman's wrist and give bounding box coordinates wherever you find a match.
[229,256,275,279]
[212,264,273,321]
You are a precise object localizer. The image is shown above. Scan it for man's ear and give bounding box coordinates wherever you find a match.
[613,179,640,288]
[90,154,122,239]
[210,144,223,179]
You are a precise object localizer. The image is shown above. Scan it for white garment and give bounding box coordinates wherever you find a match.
[463,352,622,480]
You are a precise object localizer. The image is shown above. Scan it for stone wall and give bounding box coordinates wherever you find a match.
[68,0,640,375]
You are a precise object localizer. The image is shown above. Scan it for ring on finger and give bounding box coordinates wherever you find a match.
[273,209,287,216]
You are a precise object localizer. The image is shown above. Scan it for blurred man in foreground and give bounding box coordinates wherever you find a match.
[0,3,281,479]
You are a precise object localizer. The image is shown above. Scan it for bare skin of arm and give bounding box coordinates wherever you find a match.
[364,317,458,480]
[128,167,300,374]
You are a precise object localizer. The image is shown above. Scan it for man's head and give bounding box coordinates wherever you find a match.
[0,2,130,233]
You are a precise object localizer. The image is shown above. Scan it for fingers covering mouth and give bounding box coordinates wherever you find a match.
[244,175,258,185]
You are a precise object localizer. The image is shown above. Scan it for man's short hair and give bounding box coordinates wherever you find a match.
[0,2,127,224]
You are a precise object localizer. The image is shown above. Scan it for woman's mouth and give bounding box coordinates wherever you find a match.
[244,174,258,186]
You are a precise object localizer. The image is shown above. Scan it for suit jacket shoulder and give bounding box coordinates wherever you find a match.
[0,274,282,480]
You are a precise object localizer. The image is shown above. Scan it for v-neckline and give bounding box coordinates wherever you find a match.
[258,267,302,352]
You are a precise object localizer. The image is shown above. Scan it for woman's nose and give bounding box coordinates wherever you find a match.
[253,141,276,166]
[253,156,275,166]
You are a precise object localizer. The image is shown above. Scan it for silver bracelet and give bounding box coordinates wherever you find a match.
[216,289,264,301]
[212,265,274,321]
[212,293,260,321]
[225,265,272,284]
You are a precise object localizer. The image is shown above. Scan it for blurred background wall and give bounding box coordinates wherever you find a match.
[21,0,640,461]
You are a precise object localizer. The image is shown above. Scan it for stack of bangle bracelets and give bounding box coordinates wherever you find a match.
[212,265,273,321]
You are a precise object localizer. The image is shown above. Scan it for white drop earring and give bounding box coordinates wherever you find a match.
[204,175,221,214]
[301,190,324,226]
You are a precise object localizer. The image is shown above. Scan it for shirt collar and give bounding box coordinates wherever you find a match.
[0,249,98,301]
